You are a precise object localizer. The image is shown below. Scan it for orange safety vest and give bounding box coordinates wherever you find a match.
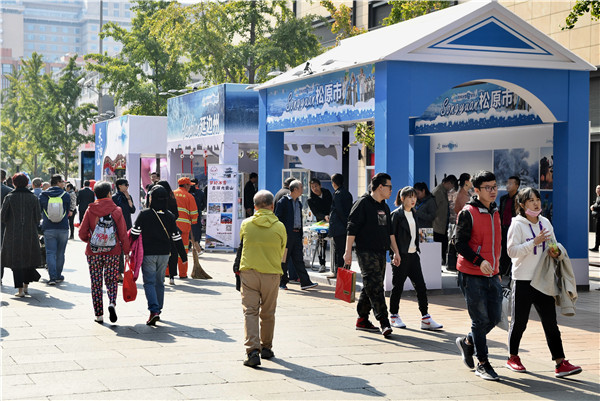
[173,187,198,231]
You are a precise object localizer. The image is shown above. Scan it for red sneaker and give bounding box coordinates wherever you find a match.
[355,318,380,333]
[555,360,582,378]
[506,355,526,372]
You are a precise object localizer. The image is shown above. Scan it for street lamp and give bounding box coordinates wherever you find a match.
[14,158,22,172]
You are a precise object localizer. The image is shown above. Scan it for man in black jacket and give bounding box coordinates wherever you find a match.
[344,173,401,337]
[77,180,95,223]
[498,175,520,276]
[112,179,136,230]
[325,174,352,279]
[244,173,258,217]
[274,180,318,291]
[307,178,332,272]
[274,176,295,205]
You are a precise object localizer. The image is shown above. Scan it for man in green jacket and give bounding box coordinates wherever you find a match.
[239,190,287,367]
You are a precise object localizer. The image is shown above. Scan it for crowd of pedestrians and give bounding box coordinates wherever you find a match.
[0,167,588,381]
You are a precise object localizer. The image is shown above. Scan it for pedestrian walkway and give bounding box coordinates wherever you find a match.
[2,239,599,400]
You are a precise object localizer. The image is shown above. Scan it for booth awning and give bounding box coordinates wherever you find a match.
[256,0,595,90]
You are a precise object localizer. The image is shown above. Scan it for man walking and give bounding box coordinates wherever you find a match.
[432,175,457,265]
[31,177,43,198]
[112,179,136,230]
[77,180,95,223]
[274,176,295,205]
[498,176,520,275]
[244,173,258,217]
[238,190,287,367]
[326,173,353,279]
[190,178,205,248]
[307,178,333,272]
[274,180,318,291]
[344,173,401,338]
[173,177,198,278]
[454,170,503,381]
[590,184,600,252]
[39,174,71,285]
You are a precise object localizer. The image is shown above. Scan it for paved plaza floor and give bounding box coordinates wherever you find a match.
[1,237,599,400]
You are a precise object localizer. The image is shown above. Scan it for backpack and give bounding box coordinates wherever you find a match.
[45,193,67,223]
[90,214,118,253]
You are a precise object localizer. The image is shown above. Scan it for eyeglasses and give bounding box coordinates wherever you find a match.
[479,185,498,192]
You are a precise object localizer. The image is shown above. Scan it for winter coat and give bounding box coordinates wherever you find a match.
[507,214,556,281]
[307,188,333,221]
[239,208,287,275]
[531,243,578,316]
[346,193,392,252]
[390,207,420,255]
[78,198,130,256]
[1,188,43,269]
[112,190,136,230]
[432,184,449,235]
[415,194,436,229]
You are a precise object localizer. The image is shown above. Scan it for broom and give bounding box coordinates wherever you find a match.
[190,232,212,279]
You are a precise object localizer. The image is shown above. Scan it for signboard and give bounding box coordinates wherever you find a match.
[205,164,238,250]
[266,64,375,131]
[167,85,225,141]
[94,121,107,180]
[414,82,542,135]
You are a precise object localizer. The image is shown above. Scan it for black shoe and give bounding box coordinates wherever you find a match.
[475,361,499,381]
[146,313,160,326]
[108,304,117,323]
[301,282,318,290]
[590,247,599,252]
[456,336,475,369]
[356,318,380,333]
[260,348,275,359]
[243,350,261,367]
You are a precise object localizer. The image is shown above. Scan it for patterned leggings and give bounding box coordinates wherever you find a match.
[87,255,120,317]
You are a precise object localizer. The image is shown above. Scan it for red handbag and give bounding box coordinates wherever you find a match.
[335,266,356,303]
[122,263,137,302]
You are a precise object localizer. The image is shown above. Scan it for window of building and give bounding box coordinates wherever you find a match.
[368,2,393,30]
[39,44,46,50]
[52,67,60,73]
[75,37,80,43]
[75,47,80,52]
[27,34,34,40]
[91,44,97,51]
[91,24,97,32]
[52,36,57,42]
[125,11,130,18]
[103,9,108,16]
[63,46,69,52]
[27,43,34,50]
[51,45,57,51]
[124,3,130,10]
[40,35,46,41]
[51,26,57,33]
[114,10,119,17]
[39,25,45,31]
[2,64,13,74]
[75,28,80,34]
[90,35,97,41]
[63,36,69,43]
[63,27,69,33]
[27,24,34,31]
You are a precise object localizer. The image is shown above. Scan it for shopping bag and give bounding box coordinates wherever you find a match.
[122,268,137,302]
[335,266,356,303]
[497,286,511,331]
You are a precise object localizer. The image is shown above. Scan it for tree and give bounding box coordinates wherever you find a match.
[383,1,452,26]
[41,56,96,180]
[85,0,190,115]
[150,1,323,85]
[563,0,600,29]
[320,1,366,46]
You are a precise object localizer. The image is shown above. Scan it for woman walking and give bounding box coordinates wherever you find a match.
[130,185,187,325]
[155,180,180,286]
[389,186,443,330]
[66,183,77,239]
[1,173,42,297]
[79,181,130,324]
[506,187,581,377]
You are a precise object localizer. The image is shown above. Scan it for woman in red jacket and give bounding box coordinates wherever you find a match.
[79,181,130,324]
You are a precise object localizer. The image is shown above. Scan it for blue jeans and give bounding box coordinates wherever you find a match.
[44,229,69,281]
[458,272,503,362]
[141,254,169,314]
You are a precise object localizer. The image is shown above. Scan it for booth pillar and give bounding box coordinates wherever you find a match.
[553,70,590,287]
[374,61,411,203]
[258,90,284,194]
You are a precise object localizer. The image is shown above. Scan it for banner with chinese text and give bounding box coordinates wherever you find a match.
[205,164,238,250]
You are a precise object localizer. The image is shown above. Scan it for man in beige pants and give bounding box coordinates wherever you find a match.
[239,190,287,367]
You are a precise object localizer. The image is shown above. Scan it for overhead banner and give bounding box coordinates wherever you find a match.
[414,82,542,135]
[167,85,225,141]
[205,164,238,250]
[266,64,375,131]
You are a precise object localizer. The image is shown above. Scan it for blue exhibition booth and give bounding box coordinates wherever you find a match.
[256,1,595,287]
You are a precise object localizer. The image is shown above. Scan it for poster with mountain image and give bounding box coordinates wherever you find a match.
[493,148,539,189]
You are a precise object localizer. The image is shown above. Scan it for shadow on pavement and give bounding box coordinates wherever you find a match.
[495,371,599,400]
[262,357,385,397]
[1,286,76,310]
[108,319,235,344]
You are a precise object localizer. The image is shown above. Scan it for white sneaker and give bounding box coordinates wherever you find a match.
[421,314,443,330]
[390,314,406,328]
[169,278,175,285]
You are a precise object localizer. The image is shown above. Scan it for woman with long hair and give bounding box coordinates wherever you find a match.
[155,180,180,285]
[1,173,42,297]
[506,187,581,377]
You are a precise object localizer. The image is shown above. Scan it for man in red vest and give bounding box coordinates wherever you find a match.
[454,170,503,382]
[173,177,198,278]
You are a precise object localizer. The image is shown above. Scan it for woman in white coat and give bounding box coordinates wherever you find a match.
[506,187,581,378]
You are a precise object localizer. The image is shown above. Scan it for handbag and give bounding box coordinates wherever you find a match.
[335,266,356,303]
[497,286,512,331]
[122,261,137,302]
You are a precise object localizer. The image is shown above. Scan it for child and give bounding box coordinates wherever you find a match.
[389,186,442,330]
[506,187,581,377]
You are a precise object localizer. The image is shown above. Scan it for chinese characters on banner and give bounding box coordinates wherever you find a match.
[205,164,238,250]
